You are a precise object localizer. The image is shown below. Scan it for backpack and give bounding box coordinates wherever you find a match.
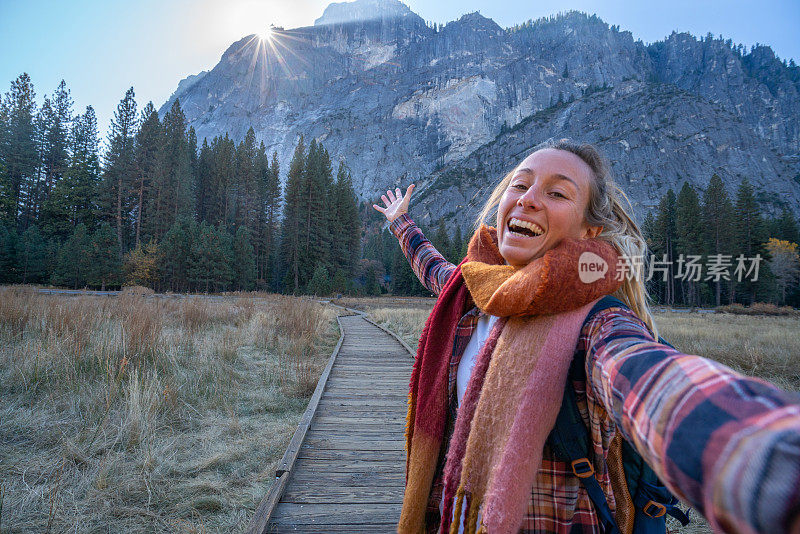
[546,295,691,534]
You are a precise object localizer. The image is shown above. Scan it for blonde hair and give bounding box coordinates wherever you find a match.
[475,138,659,339]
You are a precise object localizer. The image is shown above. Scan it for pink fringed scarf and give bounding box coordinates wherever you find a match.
[398,225,622,534]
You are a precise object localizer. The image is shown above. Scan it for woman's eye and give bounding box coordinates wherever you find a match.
[512,183,527,190]
[550,191,566,198]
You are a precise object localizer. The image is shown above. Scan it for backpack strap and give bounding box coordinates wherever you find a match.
[547,295,690,533]
[548,373,622,534]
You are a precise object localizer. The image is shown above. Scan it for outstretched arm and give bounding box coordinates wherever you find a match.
[584,306,800,534]
[373,185,456,296]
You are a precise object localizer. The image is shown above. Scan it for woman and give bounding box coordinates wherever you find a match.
[373,140,800,534]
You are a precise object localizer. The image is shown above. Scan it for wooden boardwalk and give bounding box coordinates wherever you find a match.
[249,313,414,533]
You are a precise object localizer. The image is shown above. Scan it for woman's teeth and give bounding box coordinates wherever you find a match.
[507,217,544,237]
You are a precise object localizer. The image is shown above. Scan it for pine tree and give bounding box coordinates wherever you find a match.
[732,178,768,303]
[652,189,677,305]
[42,106,101,239]
[233,225,256,291]
[702,174,734,306]
[100,87,137,259]
[196,138,213,224]
[17,224,48,283]
[52,223,89,288]
[331,269,349,295]
[262,150,281,289]
[280,136,306,293]
[38,80,72,228]
[307,264,331,296]
[434,219,452,262]
[157,99,194,237]
[88,222,121,290]
[234,127,258,233]
[310,144,334,273]
[363,262,381,296]
[133,102,163,247]
[450,225,466,264]
[298,139,328,283]
[768,207,800,244]
[189,223,233,293]
[207,134,236,226]
[159,217,196,292]
[0,223,16,282]
[675,182,704,307]
[330,162,360,280]
[0,74,38,226]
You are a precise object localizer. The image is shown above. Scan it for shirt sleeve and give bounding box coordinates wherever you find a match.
[388,214,457,296]
[584,306,800,534]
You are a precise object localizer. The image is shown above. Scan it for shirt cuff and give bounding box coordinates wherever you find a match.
[389,213,414,238]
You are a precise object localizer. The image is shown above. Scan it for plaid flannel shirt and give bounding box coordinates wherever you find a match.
[390,214,800,534]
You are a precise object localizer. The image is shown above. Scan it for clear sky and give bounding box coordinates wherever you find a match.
[1,0,798,140]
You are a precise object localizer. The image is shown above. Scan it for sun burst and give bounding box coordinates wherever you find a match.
[260,26,274,42]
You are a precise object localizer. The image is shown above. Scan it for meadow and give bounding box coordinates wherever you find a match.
[0,287,339,533]
[2,290,797,533]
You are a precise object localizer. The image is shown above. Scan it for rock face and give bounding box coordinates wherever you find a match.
[160,0,800,226]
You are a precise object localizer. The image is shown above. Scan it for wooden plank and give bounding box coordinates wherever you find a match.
[313,415,405,425]
[269,503,401,525]
[292,457,402,471]
[264,523,399,533]
[315,406,407,415]
[301,437,405,451]
[320,401,407,408]
[281,485,403,503]
[297,448,405,462]
[285,470,404,486]
[322,391,407,398]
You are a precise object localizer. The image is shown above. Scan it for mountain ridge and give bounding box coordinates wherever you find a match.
[159,4,800,226]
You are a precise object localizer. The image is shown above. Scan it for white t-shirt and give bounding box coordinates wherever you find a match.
[456,313,500,406]
[441,312,499,532]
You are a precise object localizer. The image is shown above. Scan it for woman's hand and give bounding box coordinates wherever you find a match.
[373,184,415,223]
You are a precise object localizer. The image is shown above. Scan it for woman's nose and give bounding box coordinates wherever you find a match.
[517,187,541,209]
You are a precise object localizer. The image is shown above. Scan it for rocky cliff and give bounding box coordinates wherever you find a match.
[160,0,800,226]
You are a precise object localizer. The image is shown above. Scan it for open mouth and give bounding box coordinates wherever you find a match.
[507,217,544,238]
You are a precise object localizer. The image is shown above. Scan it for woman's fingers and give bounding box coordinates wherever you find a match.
[372,204,386,214]
[404,184,415,201]
[387,189,397,203]
[381,194,390,206]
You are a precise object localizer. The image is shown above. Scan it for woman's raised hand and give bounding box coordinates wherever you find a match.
[373,184,415,223]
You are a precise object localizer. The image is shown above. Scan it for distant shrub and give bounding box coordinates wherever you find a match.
[717,302,799,316]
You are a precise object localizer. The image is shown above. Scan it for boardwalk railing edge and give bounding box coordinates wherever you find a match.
[246,314,347,534]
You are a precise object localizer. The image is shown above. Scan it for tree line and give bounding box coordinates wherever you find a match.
[0,74,361,294]
[642,174,800,307]
[2,73,798,303]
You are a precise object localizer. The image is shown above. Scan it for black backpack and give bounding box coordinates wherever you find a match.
[546,295,691,534]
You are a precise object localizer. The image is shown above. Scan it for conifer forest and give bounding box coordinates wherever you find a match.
[0,73,799,305]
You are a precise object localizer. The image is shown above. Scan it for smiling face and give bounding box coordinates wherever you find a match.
[496,148,602,267]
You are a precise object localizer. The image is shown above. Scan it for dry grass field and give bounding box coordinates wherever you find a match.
[0,286,339,533]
